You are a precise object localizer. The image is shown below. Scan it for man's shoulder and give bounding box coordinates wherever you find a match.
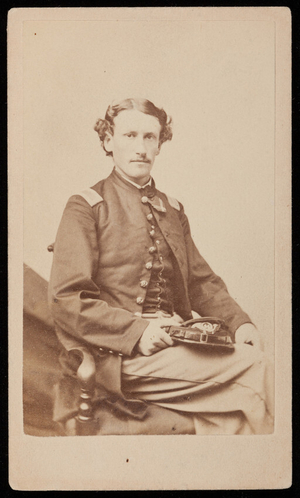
[69,176,110,208]
[75,187,104,207]
[156,188,181,212]
[165,194,181,211]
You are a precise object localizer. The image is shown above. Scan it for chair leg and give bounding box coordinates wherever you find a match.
[76,385,98,435]
[69,346,99,435]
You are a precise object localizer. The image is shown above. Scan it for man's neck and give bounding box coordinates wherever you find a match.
[114,167,152,189]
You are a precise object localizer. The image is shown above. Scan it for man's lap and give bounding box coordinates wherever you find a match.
[122,342,267,387]
[121,343,274,422]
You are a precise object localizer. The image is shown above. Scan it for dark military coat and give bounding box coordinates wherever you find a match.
[49,168,251,422]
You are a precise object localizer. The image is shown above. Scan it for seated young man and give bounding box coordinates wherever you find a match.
[48,98,274,435]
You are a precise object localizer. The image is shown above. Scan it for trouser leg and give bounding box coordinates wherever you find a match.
[122,343,274,435]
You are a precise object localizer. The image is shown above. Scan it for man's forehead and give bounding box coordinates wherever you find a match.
[113,109,161,132]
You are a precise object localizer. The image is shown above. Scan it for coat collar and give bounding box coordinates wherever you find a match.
[110,168,154,192]
[110,168,166,213]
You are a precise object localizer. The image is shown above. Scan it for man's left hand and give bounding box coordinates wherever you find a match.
[235,323,263,349]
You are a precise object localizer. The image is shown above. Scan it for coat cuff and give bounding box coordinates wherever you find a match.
[121,318,150,356]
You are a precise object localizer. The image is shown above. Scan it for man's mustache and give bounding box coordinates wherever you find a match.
[130,158,151,163]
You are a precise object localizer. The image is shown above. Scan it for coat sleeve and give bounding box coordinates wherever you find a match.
[48,195,149,356]
[178,205,253,336]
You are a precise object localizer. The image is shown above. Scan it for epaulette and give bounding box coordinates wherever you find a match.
[77,188,104,207]
[166,194,180,211]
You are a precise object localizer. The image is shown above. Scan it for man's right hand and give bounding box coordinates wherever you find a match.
[136,314,184,356]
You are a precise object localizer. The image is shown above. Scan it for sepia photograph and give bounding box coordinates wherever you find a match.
[8,7,291,490]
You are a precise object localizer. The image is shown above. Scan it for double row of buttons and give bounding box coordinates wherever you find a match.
[136,205,154,305]
[136,197,165,308]
[147,211,158,254]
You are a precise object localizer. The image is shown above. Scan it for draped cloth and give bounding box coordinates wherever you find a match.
[23,264,63,436]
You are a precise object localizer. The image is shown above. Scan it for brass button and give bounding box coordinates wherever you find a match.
[149,246,157,254]
[108,350,114,354]
[118,353,124,357]
[136,297,144,305]
[145,262,153,270]
[140,280,148,288]
[147,213,153,221]
[149,229,155,237]
[141,196,149,204]
[156,240,160,245]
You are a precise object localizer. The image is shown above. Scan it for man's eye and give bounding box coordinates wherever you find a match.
[125,133,134,138]
[146,135,155,140]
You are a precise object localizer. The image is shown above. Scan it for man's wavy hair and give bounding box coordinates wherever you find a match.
[94,98,173,156]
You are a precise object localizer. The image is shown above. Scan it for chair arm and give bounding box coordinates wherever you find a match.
[73,347,96,389]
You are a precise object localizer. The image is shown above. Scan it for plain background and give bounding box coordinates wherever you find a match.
[23,17,275,352]
[8,7,292,491]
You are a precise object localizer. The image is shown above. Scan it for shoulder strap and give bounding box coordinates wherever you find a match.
[166,194,180,211]
[77,188,104,207]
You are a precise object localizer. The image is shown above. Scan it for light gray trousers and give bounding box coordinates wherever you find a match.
[122,342,274,435]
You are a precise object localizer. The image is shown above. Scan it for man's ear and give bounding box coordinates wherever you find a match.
[104,133,113,153]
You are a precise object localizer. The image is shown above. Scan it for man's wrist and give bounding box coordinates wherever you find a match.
[132,320,152,354]
[234,322,256,338]
[235,323,262,349]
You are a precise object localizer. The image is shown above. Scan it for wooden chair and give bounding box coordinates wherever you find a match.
[65,345,195,436]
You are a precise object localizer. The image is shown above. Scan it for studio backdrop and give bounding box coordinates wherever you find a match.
[22,14,275,354]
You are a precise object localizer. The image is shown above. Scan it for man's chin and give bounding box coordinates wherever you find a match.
[115,164,153,184]
[130,164,152,175]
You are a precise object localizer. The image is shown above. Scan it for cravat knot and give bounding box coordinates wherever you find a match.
[140,185,156,199]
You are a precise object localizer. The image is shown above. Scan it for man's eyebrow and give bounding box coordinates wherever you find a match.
[144,132,158,137]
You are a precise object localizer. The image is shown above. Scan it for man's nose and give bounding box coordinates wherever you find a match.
[135,137,147,155]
